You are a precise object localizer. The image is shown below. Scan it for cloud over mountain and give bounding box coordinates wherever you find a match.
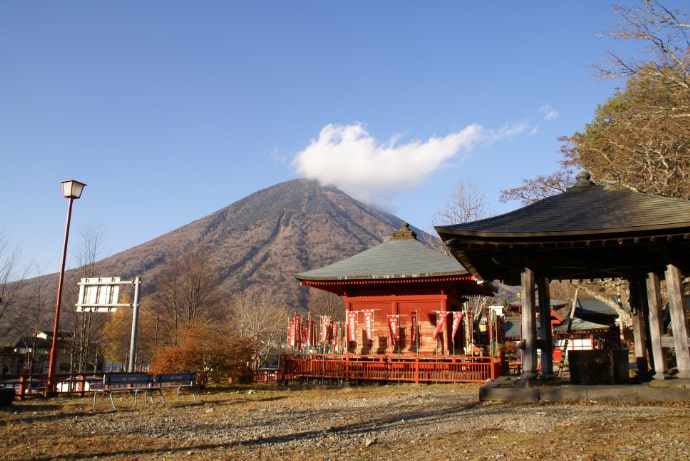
[292,122,526,207]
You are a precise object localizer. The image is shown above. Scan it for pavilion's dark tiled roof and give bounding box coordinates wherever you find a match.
[295,223,469,281]
[437,173,690,238]
[435,172,690,283]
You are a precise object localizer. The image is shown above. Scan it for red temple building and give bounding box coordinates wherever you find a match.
[285,223,501,384]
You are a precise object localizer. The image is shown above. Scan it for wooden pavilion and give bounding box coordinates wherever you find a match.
[436,171,690,380]
[287,223,500,384]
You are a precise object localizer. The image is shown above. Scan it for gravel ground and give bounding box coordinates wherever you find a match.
[1,383,689,460]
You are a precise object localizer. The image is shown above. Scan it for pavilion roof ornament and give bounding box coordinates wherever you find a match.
[391,222,416,240]
[567,170,603,193]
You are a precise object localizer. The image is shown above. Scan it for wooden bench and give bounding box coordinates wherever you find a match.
[93,373,155,410]
[154,373,197,404]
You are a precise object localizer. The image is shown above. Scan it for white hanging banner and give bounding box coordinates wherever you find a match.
[364,310,374,341]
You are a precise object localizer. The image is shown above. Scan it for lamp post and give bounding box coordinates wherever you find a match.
[46,180,86,393]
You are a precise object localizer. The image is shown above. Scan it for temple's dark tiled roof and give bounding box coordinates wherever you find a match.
[553,317,610,334]
[572,298,618,317]
[503,316,609,339]
[295,223,469,281]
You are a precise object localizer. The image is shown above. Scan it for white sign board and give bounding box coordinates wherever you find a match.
[76,277,129,312]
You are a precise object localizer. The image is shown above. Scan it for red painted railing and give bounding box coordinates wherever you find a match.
[279,354,506,384]
[0,374,103,398]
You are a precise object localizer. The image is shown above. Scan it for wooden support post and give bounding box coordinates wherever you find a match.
[537,275,554,379]
[665,264,690,379]
[521,268,538,379]
[646,272,668,379]
[629,277,650,377]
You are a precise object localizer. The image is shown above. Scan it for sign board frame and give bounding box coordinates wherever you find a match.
[76,277,133,312]
[74,276,142,373]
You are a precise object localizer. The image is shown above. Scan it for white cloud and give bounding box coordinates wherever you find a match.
[291,122,525,208]
[539,104,559,121]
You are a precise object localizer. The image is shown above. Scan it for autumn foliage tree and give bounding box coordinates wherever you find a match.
[149,320,259,385]
[100,297,131,369]
[498,1,690,320]
[501,0,690,204]
[566,65,690,199]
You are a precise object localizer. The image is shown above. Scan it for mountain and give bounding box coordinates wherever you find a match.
[44,179,432,312]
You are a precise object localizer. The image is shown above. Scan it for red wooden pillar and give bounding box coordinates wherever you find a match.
[414,355,420,385]
[345,353,350,383]
[77,374,85,396]
[18,375,27,399]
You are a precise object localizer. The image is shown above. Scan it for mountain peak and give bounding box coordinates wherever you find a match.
[91,179,424,310]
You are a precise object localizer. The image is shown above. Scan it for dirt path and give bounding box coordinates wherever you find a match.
[2,383,689,460]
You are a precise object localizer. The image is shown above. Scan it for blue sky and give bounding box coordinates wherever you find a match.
[2,1,647,277]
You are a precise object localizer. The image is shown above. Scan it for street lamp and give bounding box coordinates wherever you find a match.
[47,179,86,393]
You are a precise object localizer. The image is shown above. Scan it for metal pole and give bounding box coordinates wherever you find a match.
[127,277,141,373]
[47,197,75,393]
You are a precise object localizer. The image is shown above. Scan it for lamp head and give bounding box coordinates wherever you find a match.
[61,180,86,199]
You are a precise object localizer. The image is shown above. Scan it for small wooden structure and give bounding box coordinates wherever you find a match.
[504,298,621,354]
[288,223,499,383]
[437,172,690,380]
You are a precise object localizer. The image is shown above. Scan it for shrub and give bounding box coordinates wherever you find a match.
[149,321,260,386]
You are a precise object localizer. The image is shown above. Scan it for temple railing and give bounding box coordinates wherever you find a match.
[279,353,507,384]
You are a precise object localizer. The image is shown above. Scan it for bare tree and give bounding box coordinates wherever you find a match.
[64,225,110,373]
[16,281,51,373]
[228,288,289,368]
[433,179,493,226]
[307,289,344,322]
[596,0,690,91]
[150,245,224,345]
[0,230,32,343]
[76,225,104,277]
[428,179,493,253]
